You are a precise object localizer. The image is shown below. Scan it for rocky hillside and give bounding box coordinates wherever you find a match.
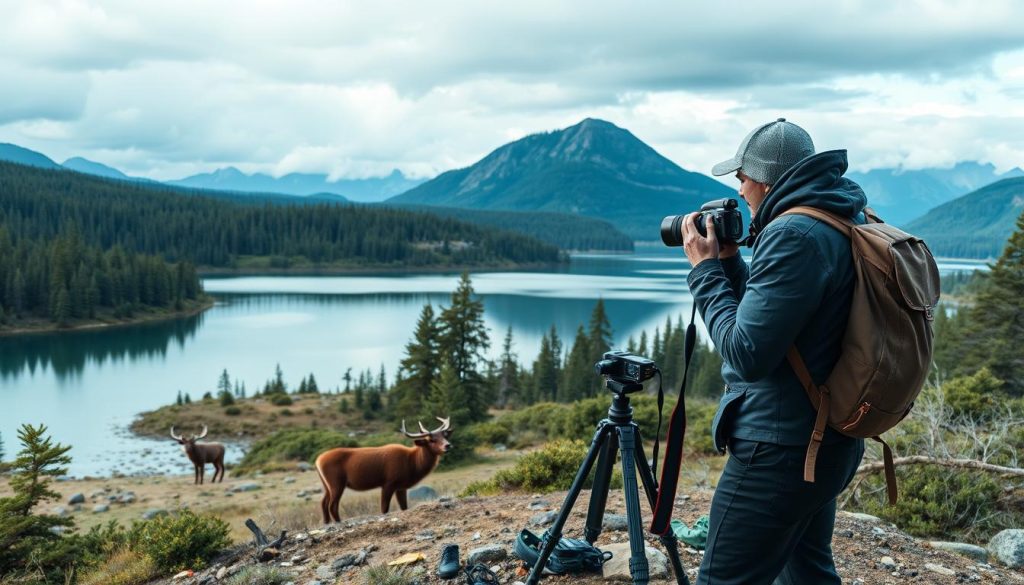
[150,489,1024,585]
[388,118,737,240]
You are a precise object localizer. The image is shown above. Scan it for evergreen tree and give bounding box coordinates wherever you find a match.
[437,273,490,421]
[533,329,560,403]
[588,298,613,360]
[354,386,365,408]
[343,368,353,392]
[184,392,192,404]
[217,369,231,396]
[54,287,71,327]
[0,424,73,575]
[960,212,1024,394]
[427,359,471,429]
[176,390,184,406]
[377,364,387,393]
[338,397,350,413]
[638,330,648,357]
[272,364,286,394]
[651,327,662,366]
[307,373,319,393]
[496,327,519,408]
[298,376,309,394]
[393,304,442,419]
[561,325,594,401]
[626,335,637,353]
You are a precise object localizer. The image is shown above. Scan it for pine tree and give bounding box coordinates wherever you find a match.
[298,376,309,394]
[184,392,192,404]
[377,364,387,393]
[427,359,471,429]
[338,397,350,413]
[496,327,519,407]
[533,329,560,403]
[960,211,1024,394]
[307,373,319,393]
[638,330,649,357]
[217,369,231,396]
[54,287,71,327]
[0,424,74,574]
[176,390,184,406]
[626,335,637,353]
[588,298,613,361]
[343,368,353,392]
[437,273,490,421]
[561,325,594,401]
[272,364,286,394]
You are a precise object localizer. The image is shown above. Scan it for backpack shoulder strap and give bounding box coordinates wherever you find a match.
[787,347,830,484]
[780,206,855,237]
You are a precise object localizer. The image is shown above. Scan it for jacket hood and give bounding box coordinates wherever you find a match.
[751,149,867,235]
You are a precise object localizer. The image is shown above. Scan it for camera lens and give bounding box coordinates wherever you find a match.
[660,215,685,247]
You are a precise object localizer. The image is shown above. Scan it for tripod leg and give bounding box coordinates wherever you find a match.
[617,425,650,585]
[634,426,690,585]
[524,422,613,585]
[585,428,618,543]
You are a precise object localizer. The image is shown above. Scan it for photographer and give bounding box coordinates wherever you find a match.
[682,119,866,584]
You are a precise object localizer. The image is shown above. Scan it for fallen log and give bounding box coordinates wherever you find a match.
[856,456,1024,477]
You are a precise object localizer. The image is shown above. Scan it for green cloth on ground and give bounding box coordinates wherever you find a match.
[670,515,709,549]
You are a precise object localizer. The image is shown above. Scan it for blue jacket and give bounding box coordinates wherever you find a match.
[687,150,867,452]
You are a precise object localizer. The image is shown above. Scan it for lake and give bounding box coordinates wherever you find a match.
[0,248,985,477]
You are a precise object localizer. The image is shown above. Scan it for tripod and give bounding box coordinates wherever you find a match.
[524,379,690,585]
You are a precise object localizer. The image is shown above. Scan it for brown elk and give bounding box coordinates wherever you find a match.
[170,426,226,484]
[315,417,452,523]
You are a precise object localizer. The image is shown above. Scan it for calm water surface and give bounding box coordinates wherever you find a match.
[0,248,984,477]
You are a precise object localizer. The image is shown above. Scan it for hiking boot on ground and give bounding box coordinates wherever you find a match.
[438,543,460,579]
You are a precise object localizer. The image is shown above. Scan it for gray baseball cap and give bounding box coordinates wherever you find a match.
[712,118,815,185]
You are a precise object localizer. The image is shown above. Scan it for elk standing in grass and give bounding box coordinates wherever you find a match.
[315,417,452,523]
[170,426,226,484]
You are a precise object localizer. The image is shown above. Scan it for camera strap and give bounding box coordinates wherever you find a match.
[649,303,697,536]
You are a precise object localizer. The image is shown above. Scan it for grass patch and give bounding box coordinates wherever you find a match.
[224,566,293,585]
[77,548,157,585]
[462,439,622,496]
[361,564,417,585]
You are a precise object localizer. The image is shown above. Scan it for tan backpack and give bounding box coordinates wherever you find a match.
[780,206,941,504]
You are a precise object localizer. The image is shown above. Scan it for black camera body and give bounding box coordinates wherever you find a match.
[594,350,657,385]
[660,198,745,247]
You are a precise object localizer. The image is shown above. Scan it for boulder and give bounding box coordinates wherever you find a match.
[52,506,68,517]
[924,563,956,576]
[296,461,314,472]
[989,529,1024,568]
[840,511,882,523]
[67,493,85,505]
[601,542,668,581]
[529,511,558,528]
[141,508,167,520]
[408,485,439,501]
[603,514,629,532]
[92,504,110,513]
[467,544,508,565]
[929,541,988,562]
[231,482,261,492]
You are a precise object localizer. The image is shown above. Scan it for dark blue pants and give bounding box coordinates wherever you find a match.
[697,437,865,585]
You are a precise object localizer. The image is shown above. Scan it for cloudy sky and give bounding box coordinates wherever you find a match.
[2,0,1024,181]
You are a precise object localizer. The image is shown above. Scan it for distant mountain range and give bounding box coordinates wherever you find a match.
[848,163,1024,226]
[0,144,419,203]
[167,167,423,202]
[904,177,1024,259]
[388,118,737,240]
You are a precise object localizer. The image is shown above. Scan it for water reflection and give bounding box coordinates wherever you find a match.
[0,313,204,380]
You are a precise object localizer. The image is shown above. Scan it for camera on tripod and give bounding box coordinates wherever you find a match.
[594,350,657,387]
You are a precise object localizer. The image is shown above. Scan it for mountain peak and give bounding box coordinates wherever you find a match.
[388,120,733,238]
[0,143,60,170]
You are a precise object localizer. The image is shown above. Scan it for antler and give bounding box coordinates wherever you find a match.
[434,417,451,433]
[194,425,208,440]
[169,426,182,440]
[401,420,431,439]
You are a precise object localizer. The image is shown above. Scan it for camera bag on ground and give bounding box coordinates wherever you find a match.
[514,528,612,575]
[780,206,940,505]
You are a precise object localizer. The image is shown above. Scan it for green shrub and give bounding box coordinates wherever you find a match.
[942,368,1003,420]
[218,391,235,407]
[127,510,230,573]
[856,464,1023,541]
[271,393,293,406]
[224,565,293,585]
[281,408,294,416]
[235,428,357,473]
[464,421,511,445]
[462,439,622,495]
[224,406,242,416]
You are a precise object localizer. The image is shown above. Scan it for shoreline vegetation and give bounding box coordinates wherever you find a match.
[0,296,214,337]
[196,258,564,277]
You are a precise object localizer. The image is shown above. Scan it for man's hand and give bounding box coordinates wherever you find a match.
[682,213,720,267]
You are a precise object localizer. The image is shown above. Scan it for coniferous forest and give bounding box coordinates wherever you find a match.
[0,161,564,271]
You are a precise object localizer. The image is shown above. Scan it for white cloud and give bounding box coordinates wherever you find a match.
[0,0,1022,179]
